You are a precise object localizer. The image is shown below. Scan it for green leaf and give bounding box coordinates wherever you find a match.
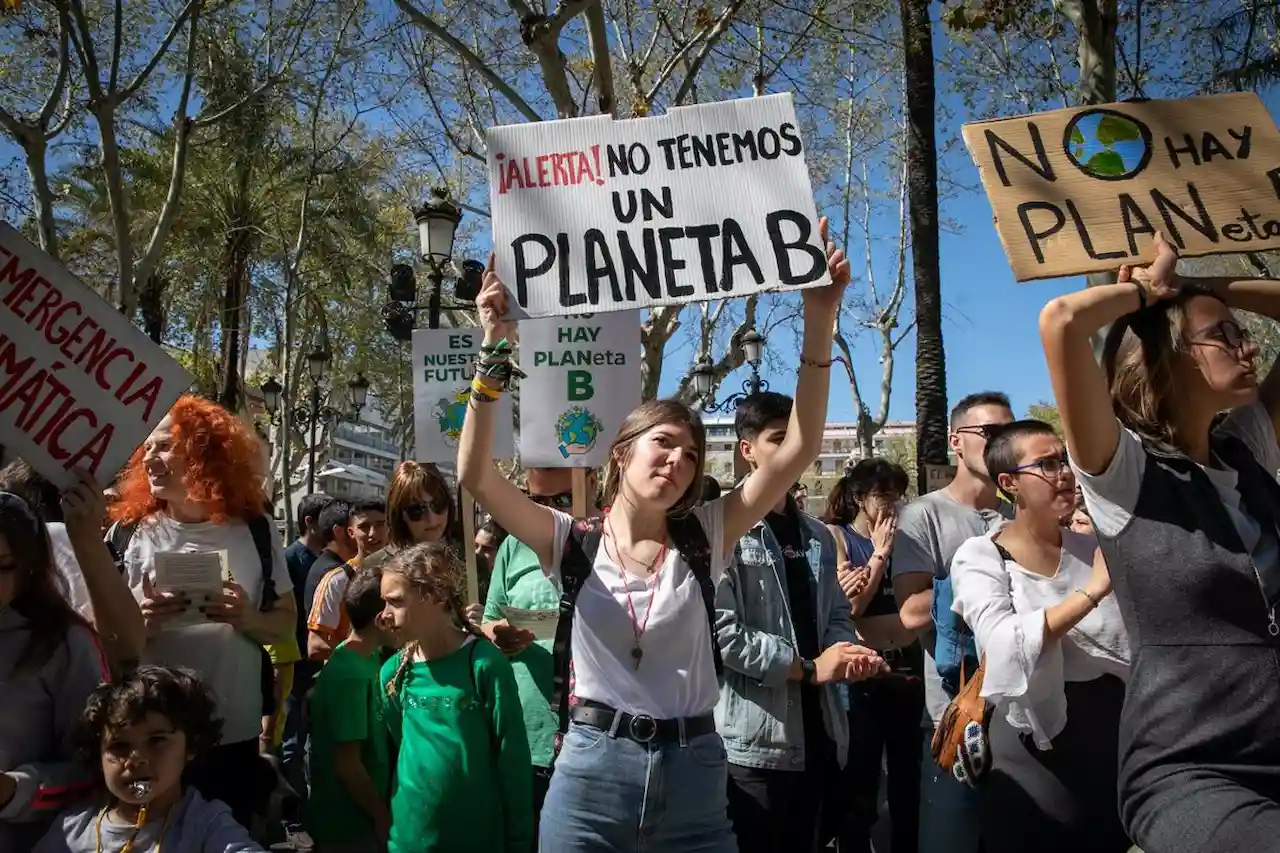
[1069,125,1085,145]
[1096,114,1141,145]
[1085,149,1126,177]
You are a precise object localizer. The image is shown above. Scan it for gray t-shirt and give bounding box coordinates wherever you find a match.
[1074,401,1280,579]
[891,488,1007,727]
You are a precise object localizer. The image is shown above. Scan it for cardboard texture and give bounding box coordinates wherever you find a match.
[0,222,193,489]
[517,312,641,467]
[963,92,1280,281]
[487,93,830,318]
[411,328,513,463]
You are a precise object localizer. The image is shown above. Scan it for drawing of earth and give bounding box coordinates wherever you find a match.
[556,406,602,458]
[1064,109,1151,180]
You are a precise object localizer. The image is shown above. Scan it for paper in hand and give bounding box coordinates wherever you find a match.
[152,550,227,629]
[502,606,559,642]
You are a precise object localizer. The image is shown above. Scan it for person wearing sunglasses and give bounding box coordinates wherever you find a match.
[1042,233,1280,853]
[480,466,598,848]
[890,391,1013,853]
[949,420,1130,853]
[0,482,116,851]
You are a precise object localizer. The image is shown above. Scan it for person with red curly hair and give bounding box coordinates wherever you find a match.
[108,394,296,829]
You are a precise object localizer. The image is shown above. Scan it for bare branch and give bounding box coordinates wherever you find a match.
[116,0,200,103]
[108,0,123,93]
[65,0,103,100]
[670,0,747,106]
[396,0,544,122]
[38,11,72,127]
[585,1,615,114]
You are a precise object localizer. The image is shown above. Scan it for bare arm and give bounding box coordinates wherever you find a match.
[893,573,933,634]
[1040,232,1179,475]
[307,629,335,662]
[722,218,849,553]
[333,741,390,830]
[457,257,557,566]
[241,592,296,646]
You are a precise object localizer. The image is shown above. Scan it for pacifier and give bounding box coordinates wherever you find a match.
[127,779,154,800]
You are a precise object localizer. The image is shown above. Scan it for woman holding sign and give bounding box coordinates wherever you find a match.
[1041,232,1280,853]
[458,220,885,853]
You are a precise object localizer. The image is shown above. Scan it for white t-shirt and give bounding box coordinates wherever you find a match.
[122,515,292,745]
[544,498,731,720]
[1073,402,1280,576]
[49,522,95,625]
[951,528,1129,750]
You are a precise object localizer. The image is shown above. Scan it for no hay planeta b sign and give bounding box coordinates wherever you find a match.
[487,93,830,319]
[963,92,1280,281]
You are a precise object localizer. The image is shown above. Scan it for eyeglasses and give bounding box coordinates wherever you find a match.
[404,497,449,521]
[1190,320,1252,354]
[954,423,1007,441]
[1009,454,1071,480]
[528,491,574,510]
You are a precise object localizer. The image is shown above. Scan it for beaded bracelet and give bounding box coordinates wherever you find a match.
[799,355,834,369]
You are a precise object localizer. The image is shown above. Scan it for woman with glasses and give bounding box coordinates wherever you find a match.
[1042,233,1280,853]
[949,419,1129,853]
[365,463,459,562]
[0,480,116,851]
[821,459,923,853]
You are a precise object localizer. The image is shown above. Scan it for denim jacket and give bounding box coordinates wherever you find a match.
[713,496,858,771]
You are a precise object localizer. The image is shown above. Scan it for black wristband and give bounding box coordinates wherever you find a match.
[1133,281,1147,310]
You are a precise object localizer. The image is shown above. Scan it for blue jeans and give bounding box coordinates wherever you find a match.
[540,723,738,853]
[280,689,309,830]
[918,729,982,853]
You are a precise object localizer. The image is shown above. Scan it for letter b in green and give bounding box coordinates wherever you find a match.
[567,370,594,401]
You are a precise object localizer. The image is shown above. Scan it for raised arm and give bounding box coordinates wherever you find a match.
[721,217,849,552]
[457,256,557,568]
[1038,232,1179,475]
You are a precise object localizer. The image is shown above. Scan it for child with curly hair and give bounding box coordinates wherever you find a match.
[379,541,532,853]
[35,665,264,852]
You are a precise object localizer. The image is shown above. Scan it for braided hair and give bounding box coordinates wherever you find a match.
[383,540,485,698]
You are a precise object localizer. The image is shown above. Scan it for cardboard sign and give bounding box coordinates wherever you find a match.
[412,328,513,463]
[0,223,192,489]
[487,93,830,318]
[518,313,641,467]
[963,92,1280,281]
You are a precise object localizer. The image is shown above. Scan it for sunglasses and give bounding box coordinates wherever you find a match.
[1190,319,1252,354]
[528,491,574,510]
[405,497,449,521]
[954,423,1007,441]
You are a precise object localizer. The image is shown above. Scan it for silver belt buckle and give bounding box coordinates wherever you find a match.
[628,714,658,743]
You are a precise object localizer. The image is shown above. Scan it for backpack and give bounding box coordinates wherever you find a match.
[106,514,279,613]
[550,513,723,737]
[932,572,978,698]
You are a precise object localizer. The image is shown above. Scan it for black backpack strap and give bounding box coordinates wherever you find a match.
[245,514,278,613]
[105,521,136,576]
[552,516,604,736]
[667,513,724,679]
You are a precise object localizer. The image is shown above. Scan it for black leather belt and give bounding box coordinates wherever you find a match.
[570,700,716,745]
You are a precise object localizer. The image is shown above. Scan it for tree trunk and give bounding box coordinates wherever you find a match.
[139,271,166,344]
[218,193,255,412]
[900,0,947,495]
[25,138,60,260]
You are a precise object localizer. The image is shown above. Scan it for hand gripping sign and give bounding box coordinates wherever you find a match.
[487,93,831,319]
[0,223,192,489]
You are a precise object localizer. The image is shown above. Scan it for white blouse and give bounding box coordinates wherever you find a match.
[950,528,1129,750]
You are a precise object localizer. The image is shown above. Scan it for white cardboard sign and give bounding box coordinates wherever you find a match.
[487,93,830,319]
[518,312,641,467]
[412,327,514,463]
[0,223,193,489]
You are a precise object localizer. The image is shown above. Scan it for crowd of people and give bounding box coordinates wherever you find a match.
[3,228,1280,853]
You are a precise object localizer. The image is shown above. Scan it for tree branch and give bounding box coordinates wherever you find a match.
[585,1,615,114]
[38,11,72,127]
[108,0,123,93]
[116,0,200,102]
[670,0,747,106]
[396,0,544,122]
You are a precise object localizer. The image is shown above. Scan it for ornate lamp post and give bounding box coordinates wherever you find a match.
[692,329,768,413]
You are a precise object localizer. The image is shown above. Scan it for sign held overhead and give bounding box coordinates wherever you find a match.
[963,92,1280,281]
[412,328,514,464]
[0,222,193,489]
[487,93,830,318]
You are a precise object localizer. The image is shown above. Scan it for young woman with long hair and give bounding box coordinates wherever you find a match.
[457,220,873,852]
[379,542,531,853]
[109,395,296,827]
[0,479,114,851]
[949,420,1129,853]
[1041,232,1280,852]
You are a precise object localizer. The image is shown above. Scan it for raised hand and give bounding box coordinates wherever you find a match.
[870,511,897,557]
[801,216,851,314]
[61,470,107,543]
[1125,231,1180,301]
[478,252,517,344]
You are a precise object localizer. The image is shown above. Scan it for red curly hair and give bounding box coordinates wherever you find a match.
[110,395,268,526]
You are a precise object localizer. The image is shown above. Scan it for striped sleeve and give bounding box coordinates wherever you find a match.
[307,566,350,639]
[0,626,107,821]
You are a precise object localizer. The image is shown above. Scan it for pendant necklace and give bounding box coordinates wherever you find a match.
[604,516,668,669]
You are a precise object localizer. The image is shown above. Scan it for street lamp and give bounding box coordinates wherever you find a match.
[694,329,769,413]
[348,371,370,412]
[414,188,462,330]
[259,377,283,419]
[383,191,483,341]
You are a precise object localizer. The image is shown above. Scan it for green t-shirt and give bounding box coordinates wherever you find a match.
[482,536,560,769]
[306,641,391,845]
[379,637,533,853]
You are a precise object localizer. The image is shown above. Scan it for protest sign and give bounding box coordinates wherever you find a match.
[518,312,640,467]
[0,223,193,489]
[412,328,513,463]
[963,92,1280,281]
[487,93,830,318]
